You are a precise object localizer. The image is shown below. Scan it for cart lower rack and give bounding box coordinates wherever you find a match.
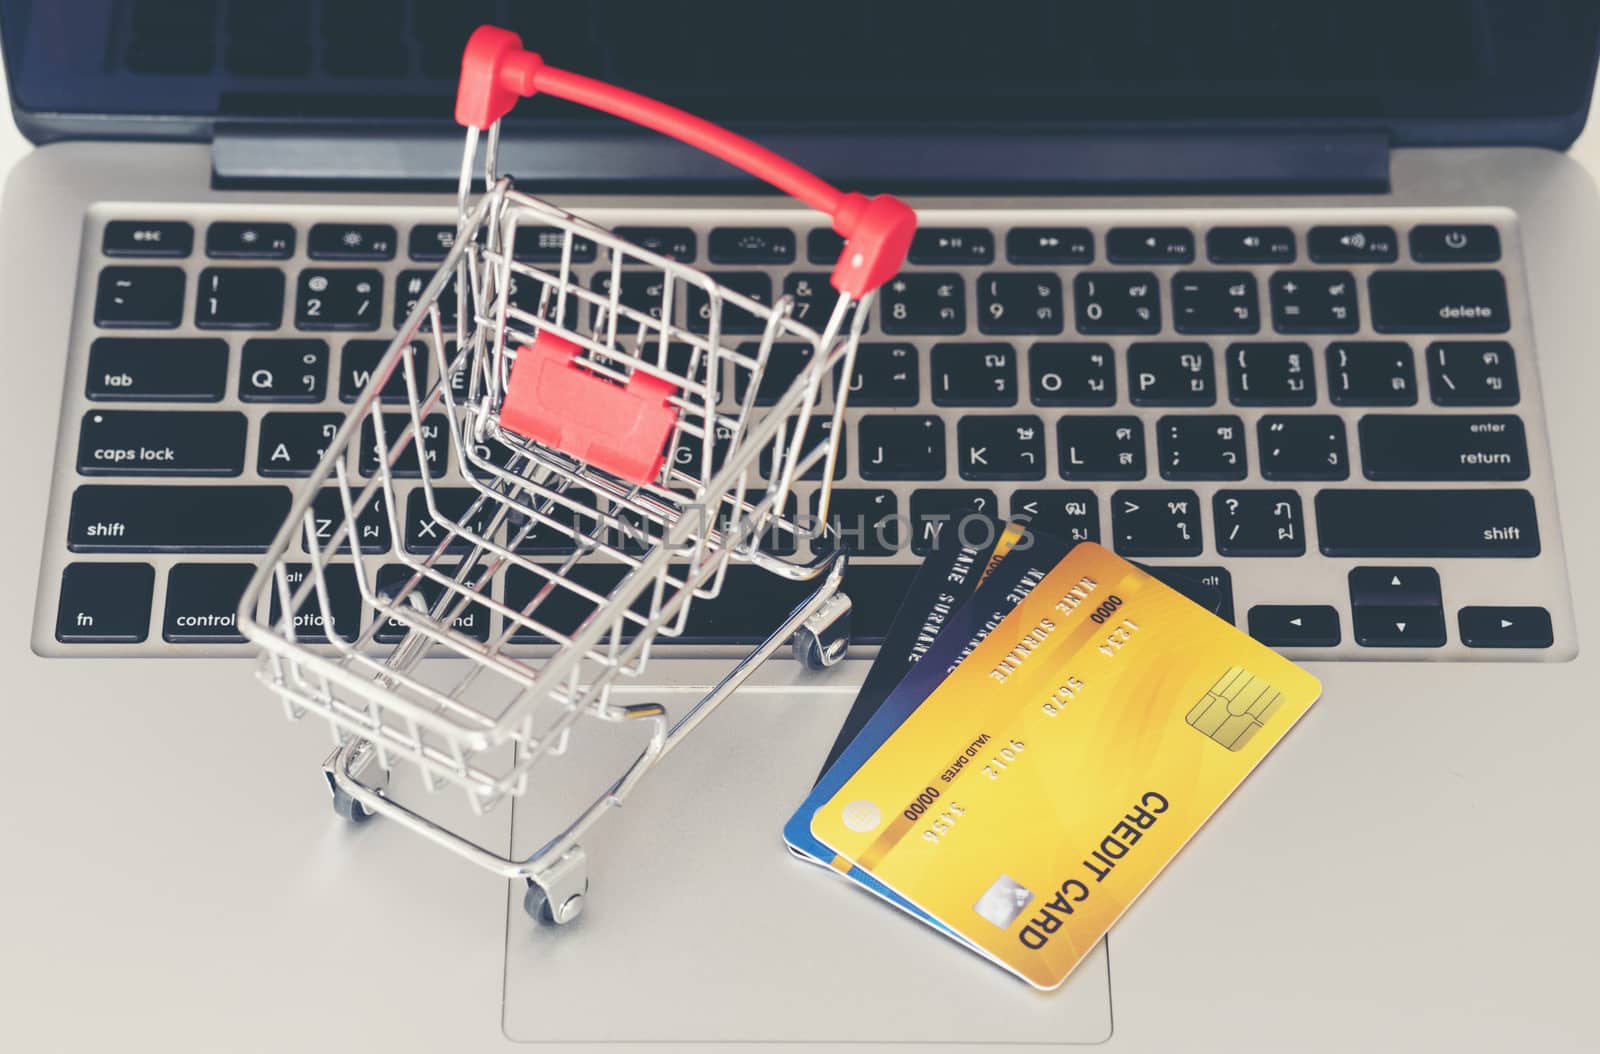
[237,25,915,923]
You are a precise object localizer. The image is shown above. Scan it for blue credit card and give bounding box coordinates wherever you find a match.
[784,529,1079,934]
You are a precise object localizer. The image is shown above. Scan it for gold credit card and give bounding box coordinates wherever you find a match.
[808,542,1322,990]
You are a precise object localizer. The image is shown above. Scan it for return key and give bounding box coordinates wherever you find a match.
[1358,414,1528,481]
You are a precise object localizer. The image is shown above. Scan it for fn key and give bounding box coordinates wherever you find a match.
[56,563,153,642]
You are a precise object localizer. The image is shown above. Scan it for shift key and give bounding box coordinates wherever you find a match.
[1315,488,1539,557]
[68,485,290,552]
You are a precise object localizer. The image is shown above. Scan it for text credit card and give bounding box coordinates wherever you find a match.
[809,543,1321,989]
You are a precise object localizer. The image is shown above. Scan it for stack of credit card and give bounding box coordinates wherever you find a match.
[785,524,1321,990]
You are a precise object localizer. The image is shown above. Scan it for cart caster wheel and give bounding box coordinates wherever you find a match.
[793,593,851,671]
[331,787,374,824]
[524,880,588,925]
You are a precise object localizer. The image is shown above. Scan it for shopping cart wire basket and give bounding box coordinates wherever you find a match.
[237,24,916,925]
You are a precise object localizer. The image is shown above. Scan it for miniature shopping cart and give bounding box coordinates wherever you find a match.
[237,26,915,924]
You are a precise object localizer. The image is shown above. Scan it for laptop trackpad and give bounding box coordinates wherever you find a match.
[502,688,1112,1044]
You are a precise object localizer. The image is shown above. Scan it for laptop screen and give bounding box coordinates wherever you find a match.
[4,0,1598,146]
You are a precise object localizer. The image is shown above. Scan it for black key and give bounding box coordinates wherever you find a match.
[67,485,290,552]
[909,489,999,555]
[1213,489,1304,556]
[958,415,1046,480]
[359,412,449,478]
[38,578,136,668]
[103,220,192,258]
[1359,414,1528,481]
[78,410,245,477]
[1316,489,1539,557]
[267,564,361,642]
[881,274,965,335]
[512,226,597,263]
[96,267,185,328]
[1207,226,1294,264]
[858,414,944,480]
[1349,566,1442,608]
[1028,342,1115,406]
[931,342,1018,406]
[838,343,917,407]
[1172,272,1259,334]
[373,564,491,644]
[813,489,900,557]
[1110,489,1202,557]
[1247,605,1340,648]
[590,270,670,326]
[784,272,863,332]
[1410,225,1500,263]
[1308,225,1397,263]
[807,228,845,265]
[296,269,382,330]
[1258,415,1349,481]
[406,487,507,554]
[665,418,734,484]
[1010,489,1099,544]
[240,339,329,402]
[306,487,391,554]
[163,563,254,643]
[56,563,154,642]
[1057,415,1145,480]
[688,272,772,334]
[709,227,795,264]
[1270,271,1358,333]
[1075,272,1160,334]
[257,413,342,476]
[977,273,1064,335]
[1427,341,1518,406]
[1006,227,1093,264]
[1106,227,1193,264]
[1157,414,1247,481]
[758,416,845,481]
[689,563,915,646]
[503,563,629,644]
[1352,606,1447,648]
[86,337,227,402]
[395,269,471,329]
[909,228,994,265]
[1327,341,1417,406]
[194,267,284,329]
[1369,270,1510,334]
[1458,606,1553,649]
[1141,565,1234,625]
[708,490,797,558]
[308,222,396,260]
[207,221,294,259]
[735,342,814,406]
[615,226,695,262]
[1225,342,1316,406]
[341,339,430,403]
[408,224,458,262]
[1128,342,1215,406]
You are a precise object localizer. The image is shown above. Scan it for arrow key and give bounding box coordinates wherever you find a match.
[1353,605,1447,648]
[1247,605,1341,647]
[1349,566,1441,608]
[1458,605,1553,649]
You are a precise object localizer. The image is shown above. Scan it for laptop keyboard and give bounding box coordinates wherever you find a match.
[38,206,1573,659]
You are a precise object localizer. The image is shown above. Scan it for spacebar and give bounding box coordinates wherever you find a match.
[1315,489,1539,557]
[67,485,291,552]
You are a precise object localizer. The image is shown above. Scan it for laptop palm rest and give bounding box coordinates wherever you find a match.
[502,687,1112,1043]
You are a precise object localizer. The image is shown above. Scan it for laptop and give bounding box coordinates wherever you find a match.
[3,0,1597,1048]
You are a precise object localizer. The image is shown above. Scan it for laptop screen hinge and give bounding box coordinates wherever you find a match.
[212,124,1391,195]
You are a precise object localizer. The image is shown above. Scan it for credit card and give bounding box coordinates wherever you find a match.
[809,543,1321,990]
[815,518,1026,781]
[783,528,1080,932]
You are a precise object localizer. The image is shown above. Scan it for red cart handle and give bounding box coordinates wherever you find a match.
[456,25,915,298]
